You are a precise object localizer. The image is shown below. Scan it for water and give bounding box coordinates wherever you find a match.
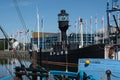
[0,57,78,80]
[0,58,31,80]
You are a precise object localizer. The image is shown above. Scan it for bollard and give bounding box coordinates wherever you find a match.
[106,70,111,80]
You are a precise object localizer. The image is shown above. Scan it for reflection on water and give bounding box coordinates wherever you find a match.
[0,58,77,80]
[0,58,31,80]
[0,58,8,65]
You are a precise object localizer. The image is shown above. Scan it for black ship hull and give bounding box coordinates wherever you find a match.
[40,44,105,64]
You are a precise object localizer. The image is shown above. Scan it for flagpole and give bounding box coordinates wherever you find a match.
[74,21,77,43]
[41,17,44,50]
[37,8,40,52]
[90,16,92,45]
[85,19,88,46]
[80,18,83,48]
[17,30,19,51]
[102,16,104,44]
[95,16,98,44]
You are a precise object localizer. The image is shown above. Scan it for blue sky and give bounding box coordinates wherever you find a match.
[0,0,119,39]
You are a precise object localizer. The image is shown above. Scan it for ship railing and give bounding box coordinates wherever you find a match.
[49,70,78,80]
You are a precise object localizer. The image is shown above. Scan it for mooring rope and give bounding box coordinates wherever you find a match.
[111,73,120,78]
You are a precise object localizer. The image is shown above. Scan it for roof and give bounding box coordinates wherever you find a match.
[32,32,60,38]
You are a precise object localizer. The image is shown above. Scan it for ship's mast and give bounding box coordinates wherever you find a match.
[106,0,120,44]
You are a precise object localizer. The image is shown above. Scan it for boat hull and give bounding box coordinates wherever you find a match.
[40,44,105,64]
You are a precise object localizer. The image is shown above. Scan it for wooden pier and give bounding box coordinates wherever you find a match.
[0,51,30,59]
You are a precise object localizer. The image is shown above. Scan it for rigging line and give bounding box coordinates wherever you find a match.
[13,49,24,67]
[13,0,30,49]
[0,25,31,79]
[12,40,31,80]
[14,49,30,72]
[0,26,12,48]
[13,0,31,66]
[111,73,120,78]
[13,49,29,68]
[13,0,28,31]
[0,25,22,79]
[13,49,32,80]
[113,15,120,34]
[16,50,27,66]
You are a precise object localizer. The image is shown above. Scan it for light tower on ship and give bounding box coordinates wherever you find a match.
[58,10,69,49]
